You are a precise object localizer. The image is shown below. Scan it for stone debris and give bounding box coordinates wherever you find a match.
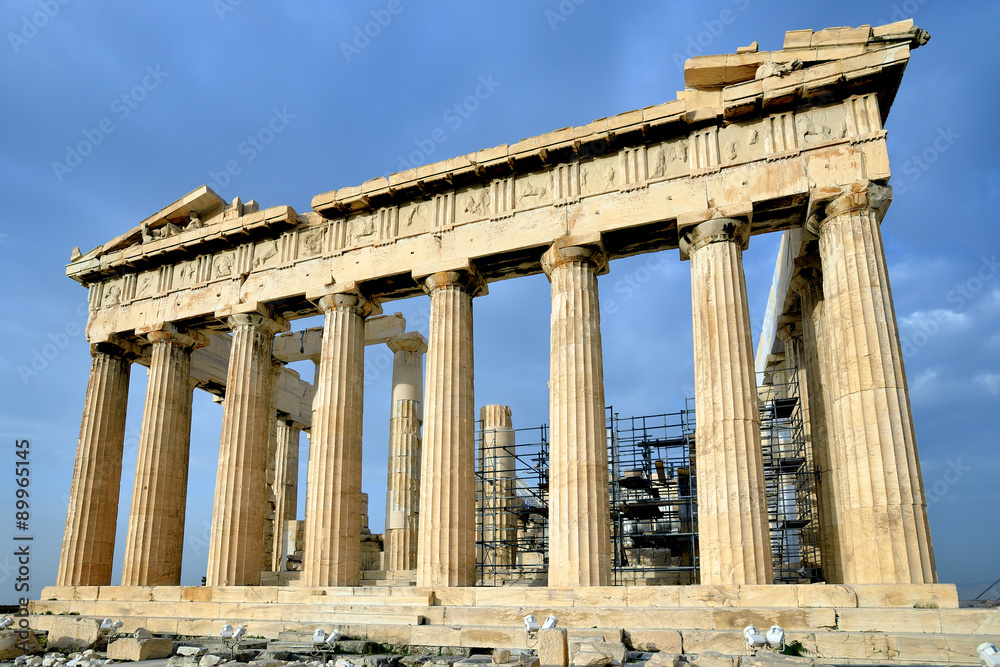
[0,631,43,660]
[107,636,173,661]
[178,646,209,656]
[570,651,613,667]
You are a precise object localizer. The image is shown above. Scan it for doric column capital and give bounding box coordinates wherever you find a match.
[136,323,208,350]
[308,281,382,318]
[387,331,427,355]
[413,258,487,297]
[775,323,801,344]
[216,302,290,336]
[789,267,822,298]
[679,217,750,259]
[89,334,142,360]
[805,180,892,236]
[541,234,608,278]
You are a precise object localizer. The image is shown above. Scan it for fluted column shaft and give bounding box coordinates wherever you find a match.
[121,328,203,586]
[271,419,302,571]
[57,343,132,586]
[302,289,379,586]
[385,333,426,573]
[206,308,287,586]
[543,240,612,587]
[479,404,518,569]
[811,182,936,584]
[415,265,485,587]
[792,272,844,582]
[261,360,283,573]
[683,218,772,585]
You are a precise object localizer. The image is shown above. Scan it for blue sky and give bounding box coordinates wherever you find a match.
[1,1,997,602]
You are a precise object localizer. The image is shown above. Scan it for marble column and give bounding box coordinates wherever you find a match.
[301,286,380,587]
[680,216,773,585]
[807,181,936,584]
[414,261,486,588]
[206,305,288,586]
[121,326,205,586]
[542,237,612,587]
[790,270,844,583]
[478,404,518,569]
[271,418,302,571]
[384,333,426,573]
[261,359,283,573]
[57,341,133,586]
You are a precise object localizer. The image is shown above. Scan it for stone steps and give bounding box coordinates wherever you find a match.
[28,583,997,666]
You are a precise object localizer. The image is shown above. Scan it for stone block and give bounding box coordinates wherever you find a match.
[688,652,737,667]
[644,654,681,667]
[624,630,682,653]
[939,609,1000,634]
[0,630,42,659]
[741,655,814,667]
[107,637,173,661]
[576,642,626,665]
[177,646,208,656]
[411,626,462,647]
[680,631,746,657]
[46,617,101,651]
[836,607,942,633]
[566,629,622,643]
[569,651,610,667]
[849,584,959,609]
[626,587,681,608]
[568,637,605,661]
[167,656,202,667]
[794,585,856,609]
[538,628,568,667]
[460,626,523,648]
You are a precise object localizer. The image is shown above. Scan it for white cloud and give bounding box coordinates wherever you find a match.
[974,373,1000,395]
[899,309,967,330]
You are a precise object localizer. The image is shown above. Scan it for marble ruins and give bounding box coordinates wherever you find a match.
[30,19,998,667]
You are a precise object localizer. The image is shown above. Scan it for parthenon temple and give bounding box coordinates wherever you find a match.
[32,19,996,666]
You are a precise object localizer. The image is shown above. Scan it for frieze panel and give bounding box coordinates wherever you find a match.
[298,227,325,259]
[134,270,156,300]
[253,238,281,271]
[795,104,848,146]
[580,154,617,196]
[400,201,432,236]
[457,185,489,225]
[647,139,689,181]
[515,172,551,209]
[719,120,765,166]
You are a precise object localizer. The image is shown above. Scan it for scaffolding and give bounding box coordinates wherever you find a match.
[608,406,699,585]
[474,367,821,585]
[758,367,821,582]
[475,423,550,586]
